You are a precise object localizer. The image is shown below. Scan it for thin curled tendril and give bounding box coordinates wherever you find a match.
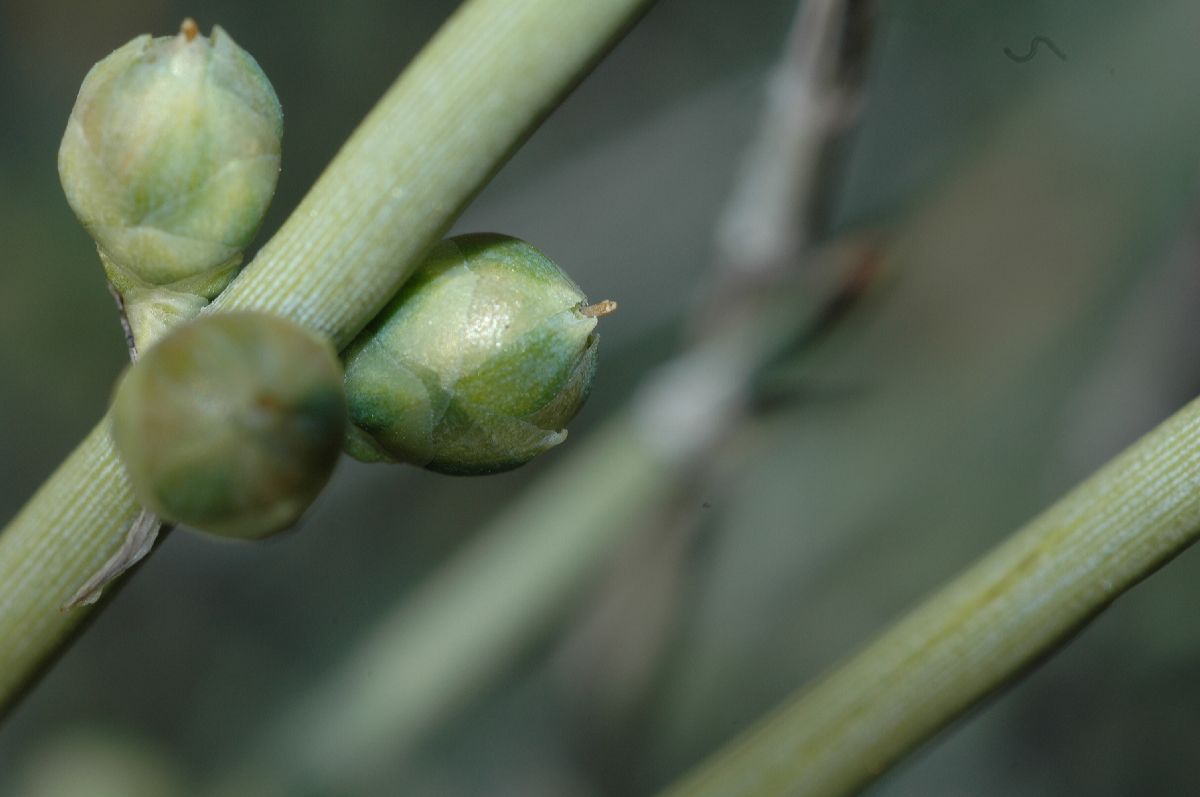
[1004,36,1067,63]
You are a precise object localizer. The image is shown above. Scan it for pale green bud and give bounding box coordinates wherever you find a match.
[59,20,282,346]
[111,312,346,540]
[342,233,609,475]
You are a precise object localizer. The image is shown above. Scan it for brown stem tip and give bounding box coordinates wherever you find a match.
[180,18,199,41]
[579,300,618,319]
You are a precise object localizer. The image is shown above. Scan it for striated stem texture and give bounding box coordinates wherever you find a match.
[662,395,1200,797]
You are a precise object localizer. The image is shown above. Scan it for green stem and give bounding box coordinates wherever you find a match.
[209,0,652,349]
[0,0,652,714]
[661,394,1200,797]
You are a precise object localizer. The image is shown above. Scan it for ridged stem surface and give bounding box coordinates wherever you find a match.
[662,395,1200,797]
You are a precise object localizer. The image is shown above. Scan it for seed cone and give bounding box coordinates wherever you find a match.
[111,313,346,539]
[59,21,283,348]
[343,234,604,475]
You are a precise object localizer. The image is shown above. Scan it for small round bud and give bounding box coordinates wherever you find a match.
[59,21,282,304]
[342,233,606,475]
[111,313,346,539]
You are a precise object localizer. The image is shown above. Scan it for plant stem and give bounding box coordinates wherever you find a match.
[661,394,1200,797]
[0,0,652,715]
[710,0,874,298]
[217,0,884,779]
[209,0,652,349]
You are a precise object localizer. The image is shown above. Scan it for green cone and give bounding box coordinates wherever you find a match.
[59,20,283,348]
[343,234,608,475]
[111,313,346,540]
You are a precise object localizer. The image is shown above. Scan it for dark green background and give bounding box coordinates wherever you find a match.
[3,1,1200,795]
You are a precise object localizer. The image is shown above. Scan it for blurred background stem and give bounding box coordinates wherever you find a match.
[652,3,1200,794]
[0,0,652,717]
[225,417,672,793]
[212,264,881,792]
[211,0,881,791]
